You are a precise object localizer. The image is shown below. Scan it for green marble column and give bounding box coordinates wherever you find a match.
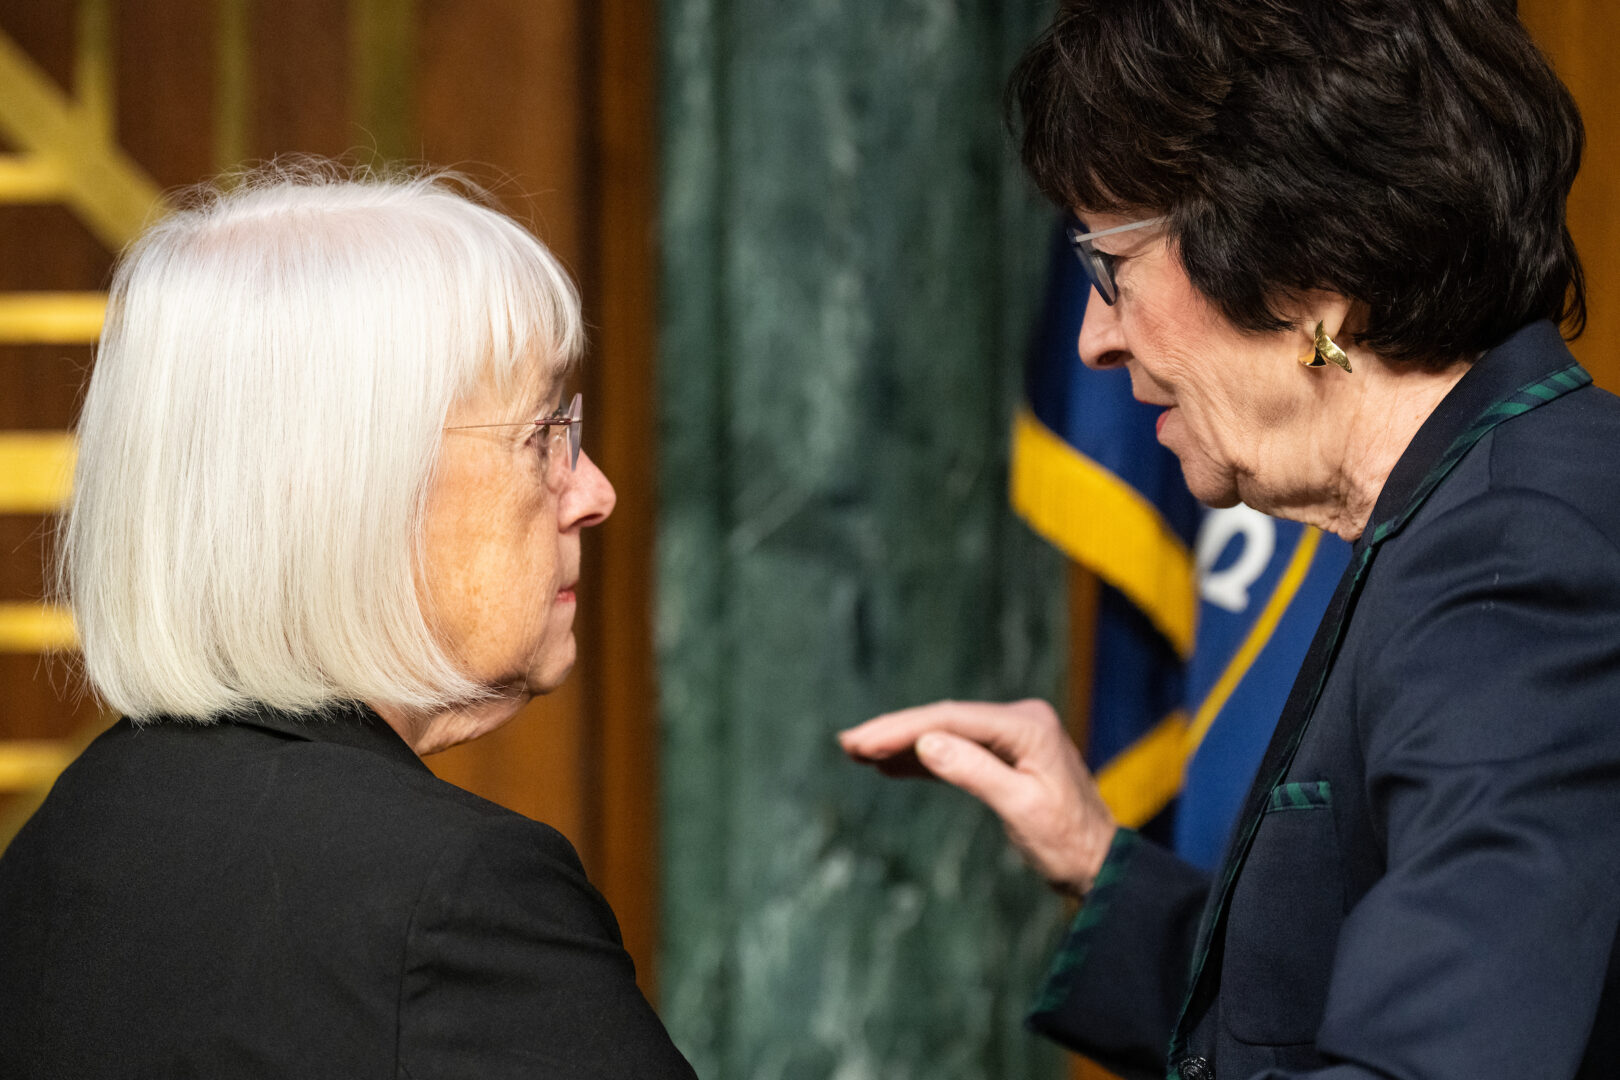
[658,2,1069,1077]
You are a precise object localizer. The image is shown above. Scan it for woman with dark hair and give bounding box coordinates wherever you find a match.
[843,2,1620,1078]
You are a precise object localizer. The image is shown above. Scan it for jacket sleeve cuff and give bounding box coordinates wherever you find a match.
[1026,829,1210,1078]
[1028,827,1144,1019]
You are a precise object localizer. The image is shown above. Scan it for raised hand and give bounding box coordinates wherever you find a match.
[839,699,1118,897]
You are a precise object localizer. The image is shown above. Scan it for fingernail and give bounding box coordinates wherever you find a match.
[916,733,947,762]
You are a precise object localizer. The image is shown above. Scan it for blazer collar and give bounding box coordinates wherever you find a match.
[1363,319,1576,548]
[226,700,431,774]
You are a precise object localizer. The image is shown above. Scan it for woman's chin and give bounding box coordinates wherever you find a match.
[1176,460,1242,509]
[526,636,578,695]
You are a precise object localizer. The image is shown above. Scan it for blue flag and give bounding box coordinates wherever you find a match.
[1011,225,1350,870]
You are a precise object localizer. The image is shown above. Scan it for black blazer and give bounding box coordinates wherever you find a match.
[1028,321,1620,1079]
[0,702,696,1080]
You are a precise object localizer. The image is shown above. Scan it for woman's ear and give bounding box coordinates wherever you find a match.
[1302,292,1355,348]
[1292,292,1357,370]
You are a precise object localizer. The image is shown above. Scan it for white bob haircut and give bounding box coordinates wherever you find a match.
[59,163,584,720]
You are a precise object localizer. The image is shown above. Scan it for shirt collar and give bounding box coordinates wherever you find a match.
[225,699,430,774]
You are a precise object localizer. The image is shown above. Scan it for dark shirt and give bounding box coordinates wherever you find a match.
[0,702,697,1079]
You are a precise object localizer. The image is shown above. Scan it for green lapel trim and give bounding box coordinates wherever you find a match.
[1028,828,1142,1017]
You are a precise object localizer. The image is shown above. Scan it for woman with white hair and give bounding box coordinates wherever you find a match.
[0,167,696,1079]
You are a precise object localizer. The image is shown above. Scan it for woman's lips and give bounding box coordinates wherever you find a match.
[556,586,577,603]
[1156,408,1171,436]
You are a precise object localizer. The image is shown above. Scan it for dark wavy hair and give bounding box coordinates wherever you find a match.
[1011,0,1585,367]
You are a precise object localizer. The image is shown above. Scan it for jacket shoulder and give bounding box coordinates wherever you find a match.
[1480,383,1620,545]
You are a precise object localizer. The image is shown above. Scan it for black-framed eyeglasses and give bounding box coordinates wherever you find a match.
[445,392,583,491]
[1066,217,1167,305]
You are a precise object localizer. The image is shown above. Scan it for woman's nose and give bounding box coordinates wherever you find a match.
[561,450,616,530]
[1077,290,1127,370]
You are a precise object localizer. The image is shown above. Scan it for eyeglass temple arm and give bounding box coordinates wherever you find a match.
[1070,216,1169,243]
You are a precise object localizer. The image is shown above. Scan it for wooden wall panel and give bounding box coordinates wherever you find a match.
[117,0,218,188]
[250,0,354,160]
[0,4,120,821]
[1520,0,1620,389]
[417,0,588,269]
[0,5,74,95]
[580,0,662,992]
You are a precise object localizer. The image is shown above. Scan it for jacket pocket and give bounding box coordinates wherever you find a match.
[1222,780,1344,1047]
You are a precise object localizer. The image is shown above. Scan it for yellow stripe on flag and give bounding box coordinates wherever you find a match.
[0,293,106,344]
[1096,710,1191,828]
[0,740,75,792]
[0,603,76,653]
[0,431,75,513]
[1011,407,1197,658]
[1093,528,1326,826]
[1182,527,1322,752]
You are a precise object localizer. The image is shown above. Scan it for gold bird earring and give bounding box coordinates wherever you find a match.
[1300,321,1353,373]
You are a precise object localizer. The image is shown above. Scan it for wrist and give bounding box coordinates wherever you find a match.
[1053,820,1120,899]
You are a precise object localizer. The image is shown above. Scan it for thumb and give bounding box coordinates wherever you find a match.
[915,732,1025,816]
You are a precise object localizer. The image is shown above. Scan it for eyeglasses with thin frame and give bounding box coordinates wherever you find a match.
[1066,216,1167,305]
[445,392,583,491]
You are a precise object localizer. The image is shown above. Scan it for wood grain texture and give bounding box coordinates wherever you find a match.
[116,0,216,188]
[580,0,663,996]
[249,0,353,160]
[1520,0,1620,389]
[415,0,586,269]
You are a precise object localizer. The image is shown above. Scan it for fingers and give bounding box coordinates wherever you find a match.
[913,731,1027,815]
[871,746,934,780]
[838,698,1058,765]
[841,698,1117,894]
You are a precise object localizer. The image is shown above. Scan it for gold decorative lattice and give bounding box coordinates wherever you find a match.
[0,0,166,793]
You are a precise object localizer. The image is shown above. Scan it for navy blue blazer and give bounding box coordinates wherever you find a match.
[1028,321,1620,1079]
[0,703,696,1079]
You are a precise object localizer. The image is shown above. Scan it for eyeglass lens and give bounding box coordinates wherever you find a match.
[1067,227,1119,305]
[541,393,583,487]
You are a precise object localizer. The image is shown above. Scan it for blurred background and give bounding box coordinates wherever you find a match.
[0,3,1614,1079]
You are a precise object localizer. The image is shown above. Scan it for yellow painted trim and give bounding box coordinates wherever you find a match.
[1183,527,1322,752]
[214,0,251,172]
[1091,528,1326,827]
[0,740,75,793]
[1011,407,1197,657]
[0,155,67,200]
[0,25,164,250]
[75,0,115,142]
[0,431,76,513]
[0,292,106,344]
[0,604,77,653]
[350,0,418,163]
[1096,710,1190,829]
